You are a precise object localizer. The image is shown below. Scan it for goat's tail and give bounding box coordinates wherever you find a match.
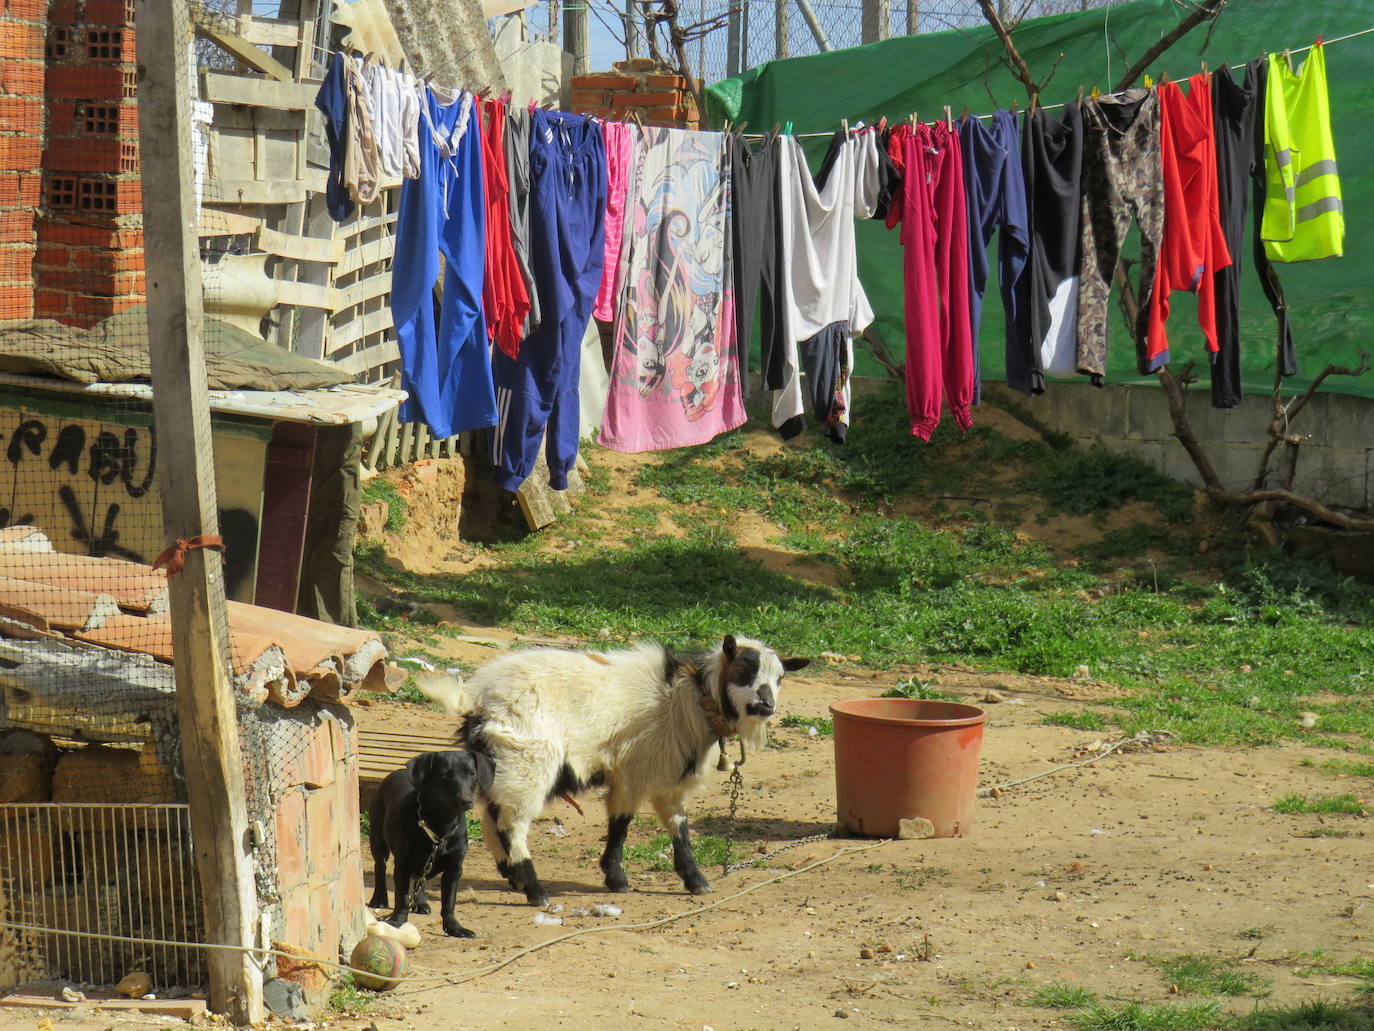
[412,670,467,715]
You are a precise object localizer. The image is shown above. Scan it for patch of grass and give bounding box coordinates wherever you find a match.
[353,379,1374,751]
[361,478,408,532]
[1238,927,1269,941]
[1067,1000,1223,1031]
[623,833,734,871]
[1031,983,1099,1008]
[779,714,834,736]
[327,976,374,1015]
[884,677,957,701]
[1298,827,1353,838]
[1042,710,1107,732]
[1145,953,1270,997]
[467,813,482,840]
[1317,759,1374,779]
[1238,999,1374,1030]
[359,811,370,838]
[1272,794,1366,815]
[387,676,445,710]
[1023,447,1195,524]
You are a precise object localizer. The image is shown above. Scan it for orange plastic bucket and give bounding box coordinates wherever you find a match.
[829,698,987,838]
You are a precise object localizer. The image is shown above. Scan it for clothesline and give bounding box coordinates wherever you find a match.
[757,21,1374,137]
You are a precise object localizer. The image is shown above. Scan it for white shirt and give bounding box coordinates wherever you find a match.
[771,131,882,430]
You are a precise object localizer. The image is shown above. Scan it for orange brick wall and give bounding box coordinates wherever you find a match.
[570,58,703,129]
[0,0,46,321]
[31,0,145,326]
[265,703,367,967]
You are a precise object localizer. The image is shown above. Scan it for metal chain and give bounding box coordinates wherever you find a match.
[405,795,459,913]
[718,749,833,877]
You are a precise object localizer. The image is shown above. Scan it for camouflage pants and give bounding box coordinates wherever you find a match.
[1074,89,1163,382]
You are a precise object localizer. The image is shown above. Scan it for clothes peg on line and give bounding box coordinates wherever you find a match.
[958,105,969,124]
[841,118,849,136]
[783,120,793,135]
[1090,85,1101,99]
[943,104,952,129]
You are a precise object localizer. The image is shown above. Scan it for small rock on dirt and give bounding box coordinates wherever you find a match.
[898,817,935,840]
[264,978,310,1021]
[116,972,151,998]
[1025,961,1036,969]
[981,690,1006,704]
[859,948,874,959]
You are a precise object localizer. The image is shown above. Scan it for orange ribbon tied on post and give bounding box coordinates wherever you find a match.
[152,534,225,576]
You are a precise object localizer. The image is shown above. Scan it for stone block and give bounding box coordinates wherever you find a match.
[282,884,313,948]
[275,788,307,889]
[300,723,335,789]
[264,977,311,1021]
[304,786,337,877]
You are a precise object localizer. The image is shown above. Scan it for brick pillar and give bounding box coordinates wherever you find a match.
[34,0,144,327]
[570,59,703,129]
[0,0,47,320]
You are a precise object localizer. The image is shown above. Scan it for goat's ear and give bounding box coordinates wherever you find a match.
[722,635,738,660]
[781,657,810,672]
[472,752,495,795]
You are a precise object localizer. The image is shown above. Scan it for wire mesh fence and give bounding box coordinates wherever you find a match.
[0,0,375,998]
[531,0,1112,85]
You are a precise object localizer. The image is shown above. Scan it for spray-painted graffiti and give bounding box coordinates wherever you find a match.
[0,403,266,601]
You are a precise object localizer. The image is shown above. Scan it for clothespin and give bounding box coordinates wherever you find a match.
[768,121,782,142]
[1090,85,1101,99]
[783,120,793,135]
[1010,99,1019,116]
[1200,61,1208,76]
[1076,85,1085,103]
[876,115,887,132]
[1315,34,1323,46]
[737,120,748,133]
[841,118,849,136]
[958,105,969,124]
[943,104,952,130]
[1144,74,1154,88]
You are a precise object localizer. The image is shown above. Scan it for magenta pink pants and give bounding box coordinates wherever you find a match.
[890,123,974,441]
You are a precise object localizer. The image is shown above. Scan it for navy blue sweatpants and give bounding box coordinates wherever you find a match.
[490,110,606,492]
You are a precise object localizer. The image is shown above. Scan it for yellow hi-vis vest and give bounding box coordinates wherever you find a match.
[1262,44,1344,262]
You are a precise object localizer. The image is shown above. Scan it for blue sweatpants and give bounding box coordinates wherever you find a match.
[392,90,497,439]
[960,108,1031,406]
[490,110,606,492]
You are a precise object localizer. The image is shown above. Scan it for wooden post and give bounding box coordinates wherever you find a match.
[905,0,917,36]
[725,1,742,76]
[775,0,789,60]
[564,0,589,75]
[135,0,266,1023]
[626,0,644,57]
[861,0,890,43]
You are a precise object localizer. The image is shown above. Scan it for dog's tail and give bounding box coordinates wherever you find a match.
[412,670,467,715]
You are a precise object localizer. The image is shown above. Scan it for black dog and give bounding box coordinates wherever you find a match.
[367,750,492,938]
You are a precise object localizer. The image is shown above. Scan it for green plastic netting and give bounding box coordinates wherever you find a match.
[706,0,1374,399]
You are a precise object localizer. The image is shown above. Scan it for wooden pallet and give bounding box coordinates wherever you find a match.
[357,725,460,802]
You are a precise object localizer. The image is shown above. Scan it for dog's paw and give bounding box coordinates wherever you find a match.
[367,892,387,909]
[443,918,477,938]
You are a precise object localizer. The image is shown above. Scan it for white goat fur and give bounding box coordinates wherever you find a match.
[422,636,803,904]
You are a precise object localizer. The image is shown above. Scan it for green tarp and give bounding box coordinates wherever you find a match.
[707,0,1374,399]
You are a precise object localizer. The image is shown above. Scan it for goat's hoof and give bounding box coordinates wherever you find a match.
[686,879,712,896]
[604,875,630,894]
[443,918,476,938]
[526,894,551,908]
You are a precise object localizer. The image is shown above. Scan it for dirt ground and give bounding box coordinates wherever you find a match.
[325,666,1370,1031]
[1,657,1367,1031]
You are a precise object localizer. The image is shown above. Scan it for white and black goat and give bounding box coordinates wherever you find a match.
[421,635,808,907]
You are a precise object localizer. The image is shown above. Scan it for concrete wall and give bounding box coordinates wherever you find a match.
[983,381,1374,512]
[493,14,570,109]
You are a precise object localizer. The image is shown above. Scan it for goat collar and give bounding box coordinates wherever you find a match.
[694,656,737,740]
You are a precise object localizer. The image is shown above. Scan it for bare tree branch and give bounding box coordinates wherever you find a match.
[976,0,1040,100]
[859,327,905,381]
[1112,0,1225,91]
